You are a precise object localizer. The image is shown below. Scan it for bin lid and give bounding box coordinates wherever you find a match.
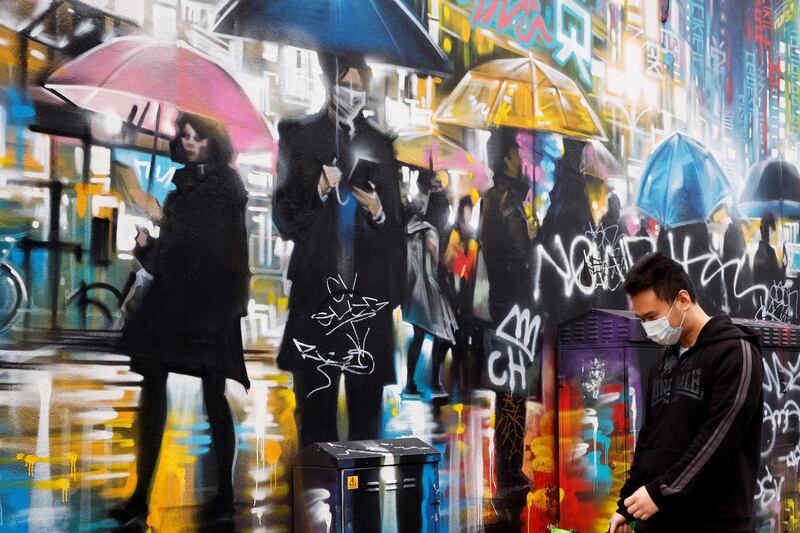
[293,437,440,468]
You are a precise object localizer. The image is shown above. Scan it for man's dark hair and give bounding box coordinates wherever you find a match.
[170,112,234,165]
[318,52,372,89]
[624,252,696,302]
[486,127,518,176]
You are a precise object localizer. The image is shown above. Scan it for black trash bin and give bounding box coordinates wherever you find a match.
[293,437,441,532]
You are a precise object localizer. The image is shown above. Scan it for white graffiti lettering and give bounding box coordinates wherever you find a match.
[755,466,784,509]
[487,305,541,395]
[757,282,799,324]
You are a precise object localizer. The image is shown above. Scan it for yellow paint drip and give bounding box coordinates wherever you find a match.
[264,440,282,491]
[33,478,71,502]
[16,452,78,479]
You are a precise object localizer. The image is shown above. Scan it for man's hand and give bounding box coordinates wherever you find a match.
[624,486,659,521]
[352,182,382,218]
[608,512,632,533]
[319,164,342,195]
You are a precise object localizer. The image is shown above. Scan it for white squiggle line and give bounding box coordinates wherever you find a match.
[294,274,388,397]
[583,223,628,291]
[763,352,800,401]
[293,334,376,398]
[614,233,770,311]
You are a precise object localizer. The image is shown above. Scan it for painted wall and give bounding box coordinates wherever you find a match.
[0,0,798,532]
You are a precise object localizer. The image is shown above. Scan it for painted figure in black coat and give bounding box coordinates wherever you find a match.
[481,128,534,322]
[722,215,756,317]
[114,113,250,525]
[479,127,534,526]
[753,212,785,289]
[627,218,654,266]
[273,53,405,449]
[594,191,628,309]
[536,137,594,322]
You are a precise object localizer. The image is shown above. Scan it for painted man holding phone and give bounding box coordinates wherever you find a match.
[273,53,406,448]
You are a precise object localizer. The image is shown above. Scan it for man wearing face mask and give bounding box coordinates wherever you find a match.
[609,252,763,533]
[273,53,405,448]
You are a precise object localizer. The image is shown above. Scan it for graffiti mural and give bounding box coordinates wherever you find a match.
[0,0,799,531]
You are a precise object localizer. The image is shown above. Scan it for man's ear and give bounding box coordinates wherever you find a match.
[678,289,692,308]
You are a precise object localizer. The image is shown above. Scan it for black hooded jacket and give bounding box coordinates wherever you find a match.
[617,315,764,532]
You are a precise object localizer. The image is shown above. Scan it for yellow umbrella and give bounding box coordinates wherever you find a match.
[434,57,607,141]
[394,129,489,187]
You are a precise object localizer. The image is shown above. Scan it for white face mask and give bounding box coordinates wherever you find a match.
[641,298,686,346]
[333,84,366,124]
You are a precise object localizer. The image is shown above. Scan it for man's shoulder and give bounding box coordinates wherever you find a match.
[696,335,762,375]
[482,185,503,204]
[356,116,397,147]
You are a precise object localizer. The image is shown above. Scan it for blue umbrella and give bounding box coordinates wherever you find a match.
[635,133,732,228]
[738,158,800,219]
[213,0,452,75]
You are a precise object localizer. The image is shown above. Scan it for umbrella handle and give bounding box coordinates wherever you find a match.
[147,102,162,196]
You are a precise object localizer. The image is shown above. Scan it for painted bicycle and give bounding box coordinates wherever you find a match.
[0,232,27,332]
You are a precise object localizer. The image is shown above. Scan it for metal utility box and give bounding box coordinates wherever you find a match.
[737,317,800,533]
[557,309,663,532]
[556,309,800,533]
[293,437,441,533]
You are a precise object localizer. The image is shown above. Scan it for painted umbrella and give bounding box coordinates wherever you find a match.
[213,0,451,75]
[394,129,489,189]
[581,140,625,182]
[635,133,732,229]
[739,158,800,219]
[45,36,273,154]
[433,57,607,141]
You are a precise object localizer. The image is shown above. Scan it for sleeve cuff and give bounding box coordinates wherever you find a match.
[616,501,635,522]
[372,209,386,224]
[645,481,669,511]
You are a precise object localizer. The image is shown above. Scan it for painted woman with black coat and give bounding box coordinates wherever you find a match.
[114,113,250,525]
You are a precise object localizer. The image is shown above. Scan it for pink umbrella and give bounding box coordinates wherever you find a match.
[45,36,272,154]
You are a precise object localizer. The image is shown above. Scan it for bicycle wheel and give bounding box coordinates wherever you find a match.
[0,263,26,332]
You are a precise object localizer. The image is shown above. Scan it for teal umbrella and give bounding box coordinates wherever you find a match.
[636,133,732,228]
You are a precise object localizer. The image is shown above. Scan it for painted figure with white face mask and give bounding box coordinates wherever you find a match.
[273,53,406,449]
[608,252,763,533]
